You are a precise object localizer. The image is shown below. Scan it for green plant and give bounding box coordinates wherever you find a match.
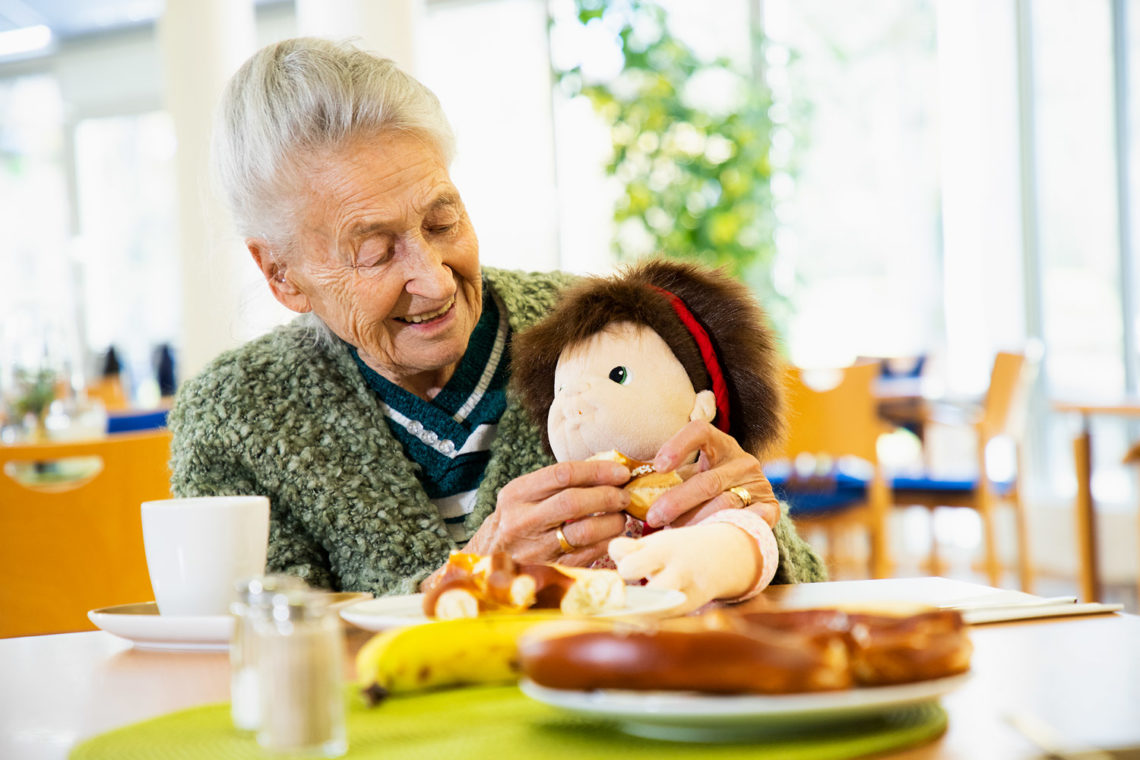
[554,0,789,327]
[13,367,57,421]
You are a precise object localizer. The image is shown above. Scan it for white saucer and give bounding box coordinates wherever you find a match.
[340,586,686,631]
[87,602,232,651]
[89,592,373,651]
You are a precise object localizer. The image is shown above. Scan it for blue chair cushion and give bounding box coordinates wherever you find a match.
[767,470,870,518]
[766,467,1016,518]
[891,474,1015,497]
[106,408,169,434]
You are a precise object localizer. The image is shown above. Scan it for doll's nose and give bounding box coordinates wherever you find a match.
[559,378,591,398]
[556,380,593,417]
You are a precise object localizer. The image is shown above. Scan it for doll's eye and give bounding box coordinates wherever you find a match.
[608,366,631,385]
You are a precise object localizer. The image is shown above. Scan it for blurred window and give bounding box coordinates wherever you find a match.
[1034,0,1121,400]
[766,0,945,373]
[0,75,81,393]
[1032,0,1130,502]
[73,111,178,405]
[419,0,561,272]
[763,0,1134,506]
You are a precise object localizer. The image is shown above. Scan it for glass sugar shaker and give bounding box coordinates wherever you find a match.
[253,589,348,757]
[230,574,308,732]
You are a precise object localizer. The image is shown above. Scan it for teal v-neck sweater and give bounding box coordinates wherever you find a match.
[169,267,825,595]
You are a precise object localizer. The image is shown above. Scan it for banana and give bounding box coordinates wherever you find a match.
[356,612,565,705]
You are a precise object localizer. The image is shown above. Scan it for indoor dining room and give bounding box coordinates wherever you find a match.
[2,0,1140,758]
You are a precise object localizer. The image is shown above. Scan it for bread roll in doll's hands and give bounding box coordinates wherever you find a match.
[610,522,766,614]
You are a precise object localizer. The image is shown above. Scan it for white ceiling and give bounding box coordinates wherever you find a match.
[0,0,163,39]
[0,0,287,41]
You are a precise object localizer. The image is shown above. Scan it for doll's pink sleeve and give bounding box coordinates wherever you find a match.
[699,509,779,602]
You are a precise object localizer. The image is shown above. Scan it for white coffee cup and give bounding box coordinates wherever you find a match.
[141,495,270,617]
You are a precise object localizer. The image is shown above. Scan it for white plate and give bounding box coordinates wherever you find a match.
[88,592,372,651]
[519,672,970,742]
[339,586,686,631]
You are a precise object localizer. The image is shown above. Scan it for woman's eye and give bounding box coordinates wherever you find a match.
[425,219,457,235]
[608,366,631,385]
[353,238,391,269]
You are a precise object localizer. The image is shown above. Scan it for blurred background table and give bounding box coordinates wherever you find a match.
[1053,398,1140,604]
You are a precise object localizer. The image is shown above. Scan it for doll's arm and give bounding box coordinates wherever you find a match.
[698,509,779,600]
[609,510,777,613]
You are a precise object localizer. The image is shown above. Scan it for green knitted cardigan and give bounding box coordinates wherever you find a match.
[169,267,826,596]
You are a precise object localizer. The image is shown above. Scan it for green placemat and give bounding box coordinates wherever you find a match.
[71,685,947,760]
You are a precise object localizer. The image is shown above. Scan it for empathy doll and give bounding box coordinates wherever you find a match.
[511,258,786,611]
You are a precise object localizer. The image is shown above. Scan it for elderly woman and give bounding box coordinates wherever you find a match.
[170,36,825,596]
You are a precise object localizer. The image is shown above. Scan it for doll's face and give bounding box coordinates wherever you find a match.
[547,321,715,462]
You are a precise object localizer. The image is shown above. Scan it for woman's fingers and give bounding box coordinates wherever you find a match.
[501,460,631,505]
[646,420,781,528]
[662,492,740,528]
[647,456,750,525]
[494,461,629,528]
[743,475,782,527]
[652,419,735,473]
[557,512,627,554]
[552,512,627,567]
[460,461,633,568]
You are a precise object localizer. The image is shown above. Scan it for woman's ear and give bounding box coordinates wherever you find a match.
[248,239,311,313]
[690,389,717,423]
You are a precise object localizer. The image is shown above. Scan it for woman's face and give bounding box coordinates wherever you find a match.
[281,132,481,394]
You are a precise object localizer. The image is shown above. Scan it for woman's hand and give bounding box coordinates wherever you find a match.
[645,419,781,529]
[463,459,631,567]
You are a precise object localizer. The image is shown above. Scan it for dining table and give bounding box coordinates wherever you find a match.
[2,577,1137,760]
[1052,397,1140,604]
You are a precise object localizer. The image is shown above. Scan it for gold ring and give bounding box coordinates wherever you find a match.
[555,524,577,553]
[728,486,753,508]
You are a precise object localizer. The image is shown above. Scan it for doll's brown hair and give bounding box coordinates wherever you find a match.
[511,258,785,457]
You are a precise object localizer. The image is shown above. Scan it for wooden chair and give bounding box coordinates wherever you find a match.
[891,349,1039,591]
[770,362,894,578]
[0,430,172,637]
[861,354,929,444]
[1122,443,1140,608]
[86,375,131,412]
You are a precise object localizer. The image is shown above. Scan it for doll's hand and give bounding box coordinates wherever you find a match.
[644,420,781,529]
[463,460,631,567]
[609,523,760,614]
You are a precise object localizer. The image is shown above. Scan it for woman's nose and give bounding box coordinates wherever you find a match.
[397,233,451,297]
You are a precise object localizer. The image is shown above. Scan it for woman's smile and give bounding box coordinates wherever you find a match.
[396,295,456,325]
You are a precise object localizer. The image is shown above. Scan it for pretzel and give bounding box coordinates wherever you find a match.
[422,552,625,619]
[519,606,972,694]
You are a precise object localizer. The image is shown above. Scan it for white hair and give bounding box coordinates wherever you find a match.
[212,36,457,254]
[296,311,338,350]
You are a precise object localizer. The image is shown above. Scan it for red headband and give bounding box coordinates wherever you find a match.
[650,285,731,433]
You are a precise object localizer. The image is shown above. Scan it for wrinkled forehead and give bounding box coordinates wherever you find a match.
[282,131,458,252]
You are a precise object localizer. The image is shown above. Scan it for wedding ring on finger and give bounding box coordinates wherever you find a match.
[728,485,753,508]
[555,524,577,553]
